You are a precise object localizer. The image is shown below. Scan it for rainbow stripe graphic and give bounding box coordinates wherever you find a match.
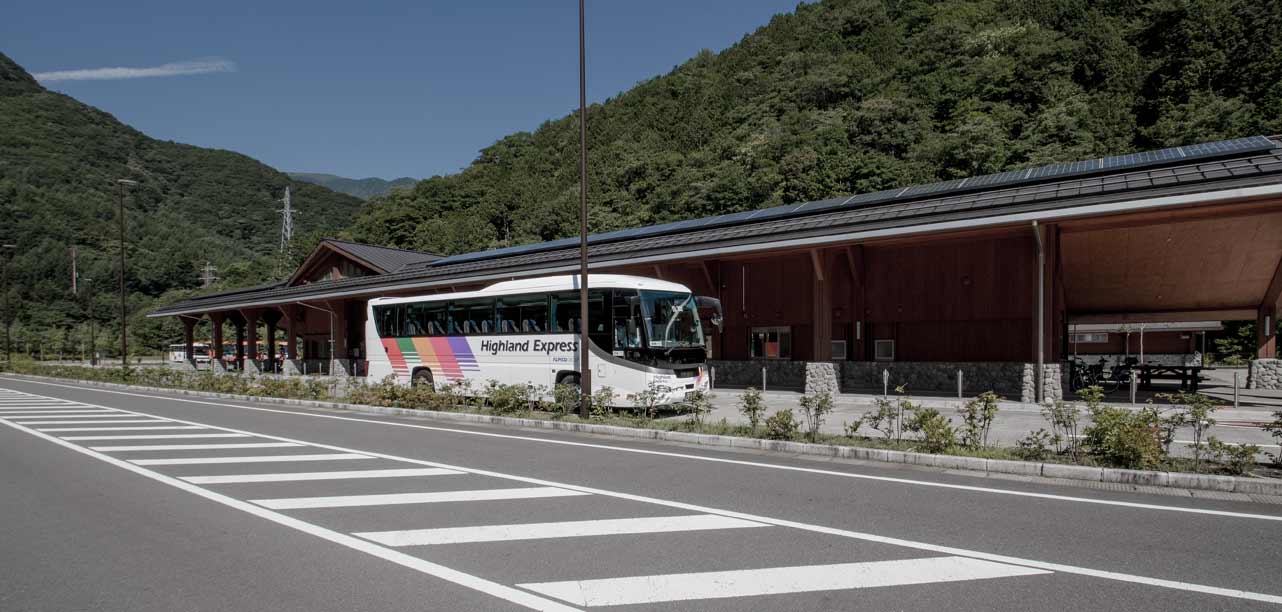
[381,336,481,382]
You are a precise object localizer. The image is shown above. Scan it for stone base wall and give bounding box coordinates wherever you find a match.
[1249,358,1282,390]
[1021,363,1064,404]
[708,360,807,390]
[804,362,839,397]
[842,361,1026,398]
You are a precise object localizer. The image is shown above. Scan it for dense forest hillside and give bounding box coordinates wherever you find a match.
[347,0,1282,256]
[0,52,365,356]
[288,173,417,200]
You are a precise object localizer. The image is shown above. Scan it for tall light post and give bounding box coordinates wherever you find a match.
[115,179,137,368]
[577,0,591,417]
[83,276,96,366]
[2,243,15,369]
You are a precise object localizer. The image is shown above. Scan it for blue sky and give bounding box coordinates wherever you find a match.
[5,1,801,180]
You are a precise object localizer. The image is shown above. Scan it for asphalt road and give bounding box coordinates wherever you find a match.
[2,376,1281,611]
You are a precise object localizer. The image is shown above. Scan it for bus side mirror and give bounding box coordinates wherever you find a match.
[696,296,723,329]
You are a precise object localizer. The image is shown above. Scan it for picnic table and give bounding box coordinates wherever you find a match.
[1137,364,1206,392]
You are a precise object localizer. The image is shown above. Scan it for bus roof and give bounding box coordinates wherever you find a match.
[369,274,693,306]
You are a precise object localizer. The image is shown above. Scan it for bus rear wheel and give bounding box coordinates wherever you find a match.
[411,369,434,390]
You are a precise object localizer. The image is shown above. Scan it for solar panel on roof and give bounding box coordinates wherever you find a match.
[430,136,1276,268]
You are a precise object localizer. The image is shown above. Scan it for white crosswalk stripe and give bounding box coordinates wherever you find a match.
[252,487,589,510]
[17,419,170,425]
[61,433,250,441]
[5,413,135,420]
[518,557,1053,607]
[131,453,373,466]
[356,514,766,547]
[0,410,114,415]
[180,468,463,484]
[37,425,207,432]
[91,442,301,452]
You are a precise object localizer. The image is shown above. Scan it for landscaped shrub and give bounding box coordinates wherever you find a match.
[764,409,798,440]
[1082,404,1166,470]
[1206,437,1260,475]
[551,383,579,416]
[798,390,832,443]
[958,391,1000,449]
[862,397,898,441]
[904,406,956,453]
[1265,411,1282,466]
[1157,391,1220,472]
[738,386,765,431]
[679,390,714,425]
[1043,399,1082,459]
[627,380,669,419]
[1016,429,1054,461]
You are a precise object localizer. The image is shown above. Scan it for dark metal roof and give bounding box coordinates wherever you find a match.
[324,239,442,273]
[151,136,1282,317]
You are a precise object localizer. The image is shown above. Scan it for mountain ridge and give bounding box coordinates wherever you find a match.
[288,172,417,200]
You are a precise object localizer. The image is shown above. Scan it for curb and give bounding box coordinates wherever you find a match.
[6,372,1282,497]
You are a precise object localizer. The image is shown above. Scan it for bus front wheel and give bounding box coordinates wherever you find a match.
[411,369,434,390]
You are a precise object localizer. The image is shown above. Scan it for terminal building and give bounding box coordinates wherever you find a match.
[151,136,1282,402]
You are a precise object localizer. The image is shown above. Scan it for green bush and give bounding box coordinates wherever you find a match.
[551,383,579,416]
[1082,404,1166,469]
[627,380,669,419]
[1043,399,1081,459]
[1265,411,1282,466]
[738,386,765,431]
[1206,437,1260,475]
[679,390,714,425]
[904,406,956,453]
[1016,429,1054,461]
[798,391,833,443]
[862,397,898,440]
[764,409,798,440]
[958,391,1000,450]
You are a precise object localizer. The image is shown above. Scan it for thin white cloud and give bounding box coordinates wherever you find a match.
[33,58,237,82]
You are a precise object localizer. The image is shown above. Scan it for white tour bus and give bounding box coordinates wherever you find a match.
[365,275,721,404]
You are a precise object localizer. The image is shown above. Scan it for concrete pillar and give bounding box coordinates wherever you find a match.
[330,301,351,376]
[280,305,303,376]
[233,316,245,372]
[242,309,261,373]
[208,312,230,373]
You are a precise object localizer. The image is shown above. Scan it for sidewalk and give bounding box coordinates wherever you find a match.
[690,386,1280,454]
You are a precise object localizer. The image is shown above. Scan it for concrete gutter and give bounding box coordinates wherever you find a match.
[7,373,1281,497]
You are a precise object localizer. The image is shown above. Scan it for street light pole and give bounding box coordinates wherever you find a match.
[1,243,15,369]
[116,179,137,368]
[577,0,592,417]
[84,277,96,366]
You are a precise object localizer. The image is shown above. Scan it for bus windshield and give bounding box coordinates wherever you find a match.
[640,290,703,349]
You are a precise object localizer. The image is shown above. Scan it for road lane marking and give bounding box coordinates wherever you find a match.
[15,419,172,425]
[62,433,250,440]
[131,453,372,466]
[0,410,114,415]
[91,442,302,452]
[518,557,1051,606]
[38,425,207,432]
[4,413,136,420]
[252,487,589,510]
[6,382,1282,606]
[30,380,1276,523]
[0,406,92,411]
[356,514,766,547]
[180,467,463,484]
[0,418,580,612]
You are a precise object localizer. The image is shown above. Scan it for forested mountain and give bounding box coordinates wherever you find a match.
[0,52,365,356]
[346,0,1282,256]
[288,173,417,200]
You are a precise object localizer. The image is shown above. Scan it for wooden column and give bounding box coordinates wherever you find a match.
[208,312,225,366]
[180,316,197,361]
[811,249,832,361]
[243,309,261,366]
[846,246,865,361]
[1258,304,1277,359]
[281,306,299,360]
[263,310,281,373]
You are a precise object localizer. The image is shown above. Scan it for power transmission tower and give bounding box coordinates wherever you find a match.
[199,261,219,288]
[276,186,299,276]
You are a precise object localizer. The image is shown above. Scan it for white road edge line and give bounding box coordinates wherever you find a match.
[5,381,1282,605]
[0,419,581,612]
[9,377,1276,522]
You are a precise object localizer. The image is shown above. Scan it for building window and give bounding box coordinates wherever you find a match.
[750,327,791,359]
[1070,333,1109,344]
[874,339,895,361]
[831,340,847,361]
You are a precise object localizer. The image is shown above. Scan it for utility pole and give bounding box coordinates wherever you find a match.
[116,179,137,368]
[576,0,592,417]
[85,277,96,366]
[2,243,15,369]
